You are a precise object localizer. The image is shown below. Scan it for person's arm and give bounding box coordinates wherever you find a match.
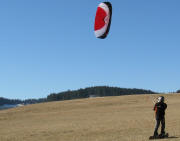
[164,103,167,110]
[153,103,157,111]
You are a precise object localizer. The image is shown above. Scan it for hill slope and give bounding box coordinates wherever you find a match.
[0,94,179,141]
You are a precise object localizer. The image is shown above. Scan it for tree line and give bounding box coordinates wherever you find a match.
[0,97,46,106]
[46,86,156,101]
[1,86,180,106]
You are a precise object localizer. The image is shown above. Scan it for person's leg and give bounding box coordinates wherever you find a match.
[154,119,160,136]
[161,118,165,135]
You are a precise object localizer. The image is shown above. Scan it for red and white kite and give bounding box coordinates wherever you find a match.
[94,2,112,39]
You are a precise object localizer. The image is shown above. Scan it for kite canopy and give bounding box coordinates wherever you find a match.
[94,2,112,39]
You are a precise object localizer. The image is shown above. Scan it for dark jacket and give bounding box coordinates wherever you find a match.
[153,102,167,120]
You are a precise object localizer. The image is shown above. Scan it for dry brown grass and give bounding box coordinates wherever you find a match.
[0,94,180,141]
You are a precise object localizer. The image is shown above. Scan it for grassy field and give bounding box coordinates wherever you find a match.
[0,94,179,141]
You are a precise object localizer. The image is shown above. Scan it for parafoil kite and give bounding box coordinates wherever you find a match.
[94,2,112,39]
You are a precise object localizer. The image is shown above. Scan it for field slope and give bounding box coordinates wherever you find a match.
[0,94,179,141]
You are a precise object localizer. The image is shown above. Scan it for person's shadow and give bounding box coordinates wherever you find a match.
[159,136,179,140]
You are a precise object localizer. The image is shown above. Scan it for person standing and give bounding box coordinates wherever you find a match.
[153,96,167,137]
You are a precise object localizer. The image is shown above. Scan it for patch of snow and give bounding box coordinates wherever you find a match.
[0,104,24,110]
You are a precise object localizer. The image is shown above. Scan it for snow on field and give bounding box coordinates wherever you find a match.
[0,104,24,110]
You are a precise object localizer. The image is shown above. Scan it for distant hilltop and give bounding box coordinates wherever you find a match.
[46,86,157,102]
[1,86,180,110]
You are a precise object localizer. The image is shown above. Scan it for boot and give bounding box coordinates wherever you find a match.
[153,131,158,138]
[159,131,165,138]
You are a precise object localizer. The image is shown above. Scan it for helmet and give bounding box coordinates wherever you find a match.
[157,96,164,103]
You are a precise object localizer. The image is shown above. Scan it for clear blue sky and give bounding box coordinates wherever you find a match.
[0,0,180,99]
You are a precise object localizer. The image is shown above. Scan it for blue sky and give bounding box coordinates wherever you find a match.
[0,0,180,99]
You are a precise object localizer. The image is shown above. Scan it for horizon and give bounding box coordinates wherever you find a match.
[0,0,180,99]
[0,85,177,100]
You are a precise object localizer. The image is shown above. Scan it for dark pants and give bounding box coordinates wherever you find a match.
[154,118,165,135]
